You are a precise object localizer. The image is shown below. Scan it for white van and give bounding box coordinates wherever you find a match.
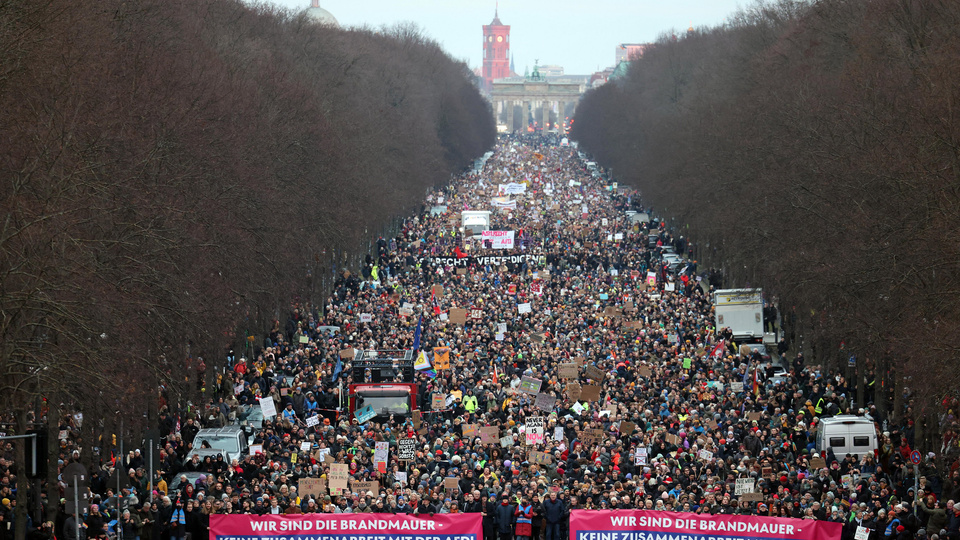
[815,415,877,457]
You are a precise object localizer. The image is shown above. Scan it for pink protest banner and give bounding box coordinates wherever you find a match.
[569,510,841,540]
[211,514,481,539]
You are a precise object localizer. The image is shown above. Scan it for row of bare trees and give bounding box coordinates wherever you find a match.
[572,0,960,448]
[0,0,493,530]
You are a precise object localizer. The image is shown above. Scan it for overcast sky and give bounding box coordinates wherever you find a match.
[262,0,747,75]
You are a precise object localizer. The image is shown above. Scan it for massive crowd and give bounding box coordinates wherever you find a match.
[8,136,960,540]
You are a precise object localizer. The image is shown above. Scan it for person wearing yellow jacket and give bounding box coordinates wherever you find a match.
[462,390,478,413]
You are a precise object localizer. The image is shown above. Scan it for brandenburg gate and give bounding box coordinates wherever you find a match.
[489,77,585,134]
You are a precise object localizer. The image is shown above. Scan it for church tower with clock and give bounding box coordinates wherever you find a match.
[482,7,510,91]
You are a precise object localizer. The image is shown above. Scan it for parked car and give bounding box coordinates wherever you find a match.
[188,425,249,464]
[168,471,207,498]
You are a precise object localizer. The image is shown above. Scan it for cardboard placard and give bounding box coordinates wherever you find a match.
[602,307,622,318]
[499,435,515,448]
[580,384,601,402]
[574,356,586,366]
[559,363,579,379]
[480,426,499,444]
[432,285,444,297]
[530,451,553,465]
[431,393,446,410]
[534,393,557,412]
[636,366,653,378]
[585,365,606,382]
[443,477,460,491]
[339,348,355,359]
[299,478,326,498]
[412,410,422,429]
[462,423,479,438]
[620,421,636,434]
[449,308,468,325]
[761,467,773,479]
[351,480,379,496]
[665,433,681,445]
[747,412,762,422]
[810,456,827,469]
[565,382,582,401]
[328,464,349,493]
[741,492,764,502]
[456,268,467,275]
[580,428,605,444]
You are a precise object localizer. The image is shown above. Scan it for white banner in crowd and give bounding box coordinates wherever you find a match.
[491,197,517,209]
[499,182,526,195]
[481,230,515,249]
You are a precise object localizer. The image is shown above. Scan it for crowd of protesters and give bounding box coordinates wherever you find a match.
[15,135,960,540]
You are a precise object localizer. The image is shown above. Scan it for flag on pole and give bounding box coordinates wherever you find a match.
[709,340,725,359]
[492,361,499,385]
[333,357,343,381]
[752,366,760,396]
[432,291,441,316]
[412,315,423,351]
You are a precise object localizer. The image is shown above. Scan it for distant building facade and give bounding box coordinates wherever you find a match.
[616,43,648,65]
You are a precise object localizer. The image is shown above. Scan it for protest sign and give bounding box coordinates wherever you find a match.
[397,438,417,461]
[559,363,579,378]
[519,376,542,394]
[735,478,755,495]
[580,384,601,402]
[298,478,326,498]
[534,393,557,412]
[480,426,499,444]
[259,397,277,418]
[585,365,605,382]
[525,417,545,445]
[328,464,349,493]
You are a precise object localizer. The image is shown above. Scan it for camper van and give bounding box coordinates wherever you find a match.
[816,415,878,457]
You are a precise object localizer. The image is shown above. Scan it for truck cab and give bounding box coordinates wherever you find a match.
[347,350,418,423]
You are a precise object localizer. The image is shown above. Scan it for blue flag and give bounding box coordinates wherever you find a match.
[333,357,343,381]
[412,314,423,351]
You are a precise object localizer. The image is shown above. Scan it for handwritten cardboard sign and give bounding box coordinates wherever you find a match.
[480,426,499,444]
[585,365,606,382]
[559,363,579,378]
[580,384,601,402]
[534,393,557,412]
[299,478,326,498]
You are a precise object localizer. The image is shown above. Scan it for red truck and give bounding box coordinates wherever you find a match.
[347,350,418,422]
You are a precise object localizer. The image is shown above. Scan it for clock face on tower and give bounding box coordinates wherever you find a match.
[488,36,493,42]
[497,36,503,42]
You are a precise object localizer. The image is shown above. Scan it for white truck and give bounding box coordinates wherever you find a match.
[713,288,764,342]
[461,211,491,237]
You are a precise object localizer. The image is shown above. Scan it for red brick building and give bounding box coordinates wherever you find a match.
[482,9,510,92]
